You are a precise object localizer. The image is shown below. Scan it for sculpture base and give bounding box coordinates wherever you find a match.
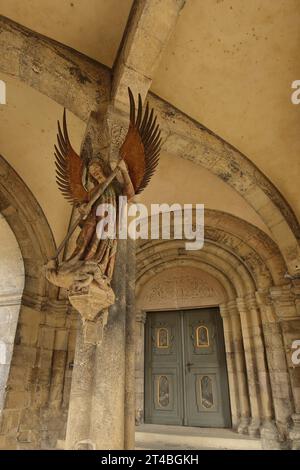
[69,281,115,322]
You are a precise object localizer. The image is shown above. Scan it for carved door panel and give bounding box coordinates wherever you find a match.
[144,309,231,427]
[145,311,184,425]
[183,308,231,427]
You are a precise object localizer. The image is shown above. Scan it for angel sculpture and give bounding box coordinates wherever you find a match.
[45,89,161,321]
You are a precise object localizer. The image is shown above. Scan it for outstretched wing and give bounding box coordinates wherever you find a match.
[54,109,89,205]
[120,88,161,195]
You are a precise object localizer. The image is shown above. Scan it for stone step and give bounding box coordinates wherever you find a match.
[56,439,65,450]
[135,424,263,450]
[56,426,262,450]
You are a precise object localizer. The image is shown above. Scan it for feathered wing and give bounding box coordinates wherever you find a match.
[54,109,89,205]
[120,88,161,195]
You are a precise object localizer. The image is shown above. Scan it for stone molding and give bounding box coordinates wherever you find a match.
[0,293,22,307]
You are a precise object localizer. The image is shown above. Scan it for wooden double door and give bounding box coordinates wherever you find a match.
[145,308,231,427]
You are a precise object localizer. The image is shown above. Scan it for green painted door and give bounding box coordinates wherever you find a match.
[144,308,231,427]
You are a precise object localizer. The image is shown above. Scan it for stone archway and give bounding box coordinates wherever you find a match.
[135,210,300,449]
[0,154,56,303]
[0,155,77,450]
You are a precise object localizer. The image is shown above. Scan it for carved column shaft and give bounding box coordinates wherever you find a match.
[270,283,300,449]
[219,303,239,429]
[256,289,293,443]
[226,301,251,433]
[236,296,262,436]
[124,238,136,450]
[270,285,300,411]
[135,310,147,425]
[245,294,273,422]
[65,318,95,449]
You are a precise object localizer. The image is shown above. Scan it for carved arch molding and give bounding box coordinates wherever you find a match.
[0,154,57,306]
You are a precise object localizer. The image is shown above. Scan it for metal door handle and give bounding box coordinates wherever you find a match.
[186,362,194,372]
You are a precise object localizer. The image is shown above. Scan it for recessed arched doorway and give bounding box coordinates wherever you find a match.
[144,307,231,428]
[135,264,234,429]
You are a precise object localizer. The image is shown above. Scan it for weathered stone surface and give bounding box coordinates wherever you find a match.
[0,15,111,122]
[113,0,185,113]
[0,0,300,453]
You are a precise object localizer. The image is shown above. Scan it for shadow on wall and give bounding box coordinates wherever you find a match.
[0,214,24,411]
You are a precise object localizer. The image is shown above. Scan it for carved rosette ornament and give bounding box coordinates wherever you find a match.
[45,89,161,341]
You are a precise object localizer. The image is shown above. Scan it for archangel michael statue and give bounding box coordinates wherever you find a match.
[45,89,161,323]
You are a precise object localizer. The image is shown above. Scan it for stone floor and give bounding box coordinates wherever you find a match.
[135,424,262,450]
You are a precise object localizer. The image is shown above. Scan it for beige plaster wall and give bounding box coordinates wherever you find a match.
[138,152,271,236]
[0,73,85,245]
[0,0,133,67]
[151,0,300,221]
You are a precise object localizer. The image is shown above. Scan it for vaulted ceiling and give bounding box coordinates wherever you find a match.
[0,0,299,245]
[0,0,133,67]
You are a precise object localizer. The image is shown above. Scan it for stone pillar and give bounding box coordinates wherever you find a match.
[90,238,127,449]
[256,289,293,448]
[236,296,265,436]
[65,239,128,450]
[270,283,300,449]
[64,318,96,450]
[219,303,239,429]
[244,294,274,434]
[124,238,136,450]
[227,300,251,433]
[289,278,300,450]
[135,310,147,425]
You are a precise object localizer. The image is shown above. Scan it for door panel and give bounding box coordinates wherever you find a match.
[183,309,231,427]
[144,308,231,428]
[145,312,184,425]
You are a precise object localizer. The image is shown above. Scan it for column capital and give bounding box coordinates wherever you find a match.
[291,277,300,296]
[244,292,258,310]
[219,303,229,318]
[269,284,299,321]
[255,290,277,323]
[236,297,247,314]
[226,300,240,316]
[269,284,294,306]
[136,310,147,324]
[255,289,272,307]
